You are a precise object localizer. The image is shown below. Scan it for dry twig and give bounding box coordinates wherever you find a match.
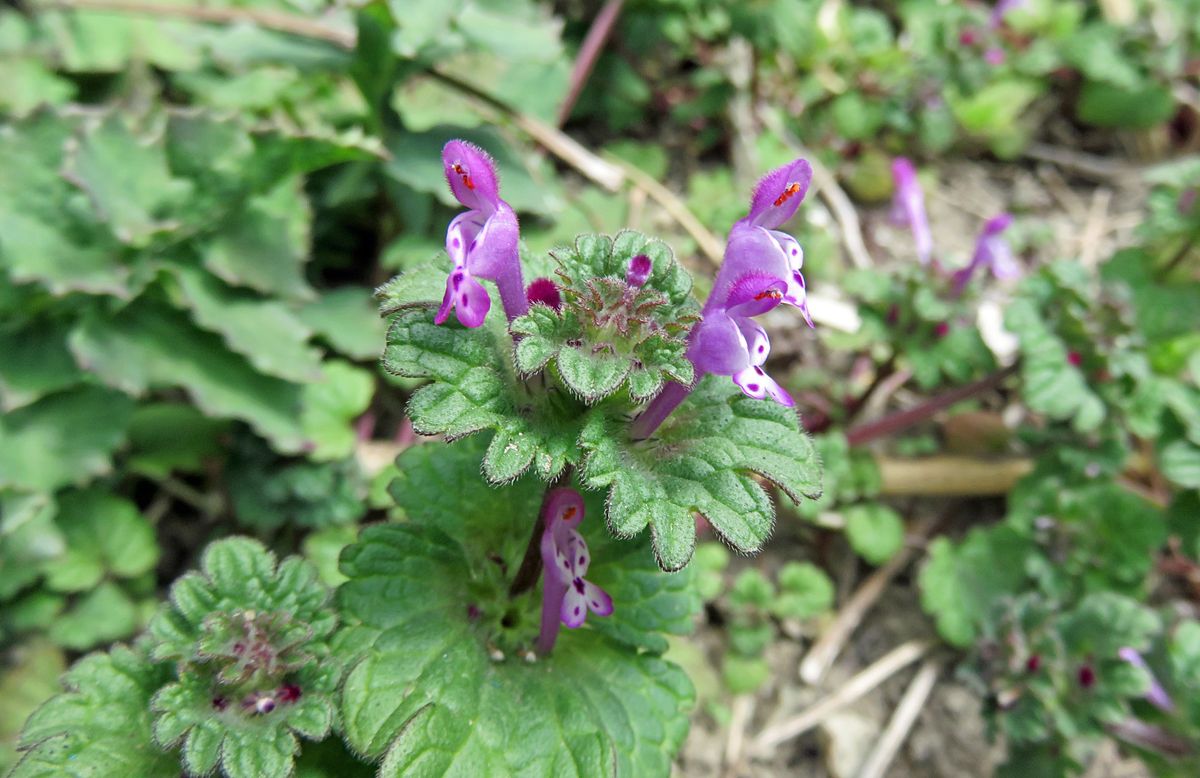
[855,658,943,778]
[37,0,356,48]
[754,639,935,755]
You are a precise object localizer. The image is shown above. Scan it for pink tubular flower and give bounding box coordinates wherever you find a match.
[891,157,933,266]
[690,158,815,405]
[436,140,527,328]
[952,213,1018,294]
[537,489,613,654]
[1118,647,1174,712]
[630,159,814,437]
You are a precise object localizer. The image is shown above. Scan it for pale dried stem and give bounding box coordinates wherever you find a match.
[1078,188,1112,269]
[753,639,935,755]
[799,516,939,686]
[1023,142,1141,181]
[723,694,756,775]
[855,658,942,778]
[876,455,1033,496]
[37,0,356,48]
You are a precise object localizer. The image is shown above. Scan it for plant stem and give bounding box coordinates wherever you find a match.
[845,363,1018,447]
[508,467,572,598]
[630,381,692,440]
[557,0,625,127]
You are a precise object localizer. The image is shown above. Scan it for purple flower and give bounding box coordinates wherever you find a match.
[891,157,933,266]
[984,47,1006,66]
[952,213,1018,294]
[690,158,815,406]
[990,0,1024,29]
[1118,647,1174,712]
[630,159,814,437]
[435,140,527,328]
[537,489,612,654]
[626,254,652,287]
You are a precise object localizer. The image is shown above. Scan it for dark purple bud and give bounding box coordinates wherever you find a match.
[1067,351,1082,367]
[1078,664,1096,689]
[935,321,950,338]
[212,696,228,711]
[466,603,482,621]
[626,254,652,287]
[231,642,245,655]
[526,277,562,311]
[1025,654,1041,673]
[277,684,302,704]
[959,28,979,46]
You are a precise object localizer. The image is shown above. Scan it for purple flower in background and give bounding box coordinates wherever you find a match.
[952,213,1019,294]
[984,47,1006,66]
[537,489,612,654]
[891,158,933,265]
[990,0,1024,29]
[436,140,527,328]
[1118,647,1174,712]
[631,159,814,437]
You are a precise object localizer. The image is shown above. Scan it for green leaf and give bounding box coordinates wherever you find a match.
[337,524,695,775]
[0,319,85,412]
[844,503,905,565]
[297,287,387,360]
[772,562,834,620]
[48,581,141,651]
[918,526,1034,647]
[382,303,587,482]
[300,361,375,461]
[0,639,66,772]
[580,376,822,571]
[63,113,194,247]
[202,177,316,302]
[1060,593,1161,657]
[1007,296,1105,431]
[0,492,64,600]
[70,299,307,453]
[1076,81,1176,130]
[40,488,158,592]
[168,264,324,384]
[11,645,176,777]
[0,112,130,297]
[0,386,134,492]
[722,654,771,694]
[126,402,229,478]
[1160,439,1200,489]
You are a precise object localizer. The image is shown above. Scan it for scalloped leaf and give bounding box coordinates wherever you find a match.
[381,305,590,482]
[336,523,695,775]
[11,646,176,777]
[579,376,822,571]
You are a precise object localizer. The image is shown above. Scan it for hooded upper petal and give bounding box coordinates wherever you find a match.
[461,202,519,280]
[747,158,813,229]
[442,140,501,214]
[687,315,753,377]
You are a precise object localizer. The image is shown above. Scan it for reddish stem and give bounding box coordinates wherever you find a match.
[845,364,1017,447]
[556,0,626,127]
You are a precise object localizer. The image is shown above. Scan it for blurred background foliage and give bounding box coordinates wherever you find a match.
[1,0,1199,774]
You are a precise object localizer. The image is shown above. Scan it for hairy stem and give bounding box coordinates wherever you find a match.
[845,364,1018,447]
[630,380,693,440]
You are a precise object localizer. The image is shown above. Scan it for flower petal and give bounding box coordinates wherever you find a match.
[561,581,589,628]
[724,272,786,317]
[688,314,752,377]
[733,365,794,407]
[442,139,500,213]
[891,157,933,265]
[734,317,770,365]
[434,272,457,325]
[784,270,814,328]
[453,273,491,328]
[446,211,484,266]
[582,580,613,617]
[707,223,791,311]
[463,204,519,281]
[770,230,804,270]
[748,158,813,228]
